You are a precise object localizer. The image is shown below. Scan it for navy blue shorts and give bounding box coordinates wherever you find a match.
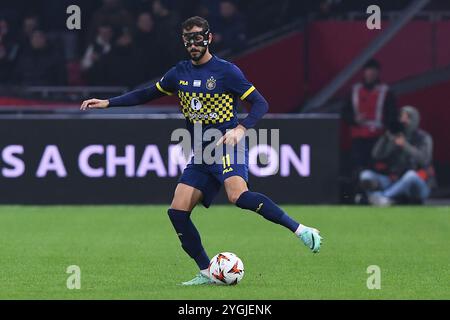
[178,144,249,207]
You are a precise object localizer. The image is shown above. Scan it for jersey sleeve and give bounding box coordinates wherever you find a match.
[156,66,177,96]
[225,64,256,100]
[225,63,268,129]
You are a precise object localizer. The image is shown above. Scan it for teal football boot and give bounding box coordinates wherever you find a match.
[181,273,214,286]
[299,227,322,253]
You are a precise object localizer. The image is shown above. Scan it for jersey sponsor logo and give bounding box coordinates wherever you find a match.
[193,80,201,87]
[188,112,213,121]
[179,80,189,86]
[187,112,219,122]
[206,76,216,90]
[190,98,202,111]
[178,91,234,124]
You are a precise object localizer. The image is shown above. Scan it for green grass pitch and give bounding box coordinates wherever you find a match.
[0,205,448,299]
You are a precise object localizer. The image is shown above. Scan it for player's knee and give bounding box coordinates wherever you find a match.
[224,176,248,204]
[170,198,193,212]
[228,190,244,204]
[168,207,186,213]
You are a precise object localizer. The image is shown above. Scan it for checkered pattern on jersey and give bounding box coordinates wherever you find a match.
[178,91,235,124]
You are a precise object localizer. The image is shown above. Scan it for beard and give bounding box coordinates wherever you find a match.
[189,46,207,62]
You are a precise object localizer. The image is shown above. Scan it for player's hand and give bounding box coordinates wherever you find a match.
[80,99,109,110]
[216,125,246,147]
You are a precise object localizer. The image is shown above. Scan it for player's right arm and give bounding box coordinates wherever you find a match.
[80,67,177,110]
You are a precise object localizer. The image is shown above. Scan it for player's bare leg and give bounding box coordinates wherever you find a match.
[168,183,214,285]
[170,183,203,212]
[224,176,322,253]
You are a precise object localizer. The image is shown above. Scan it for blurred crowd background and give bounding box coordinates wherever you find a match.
[1,0,449,87]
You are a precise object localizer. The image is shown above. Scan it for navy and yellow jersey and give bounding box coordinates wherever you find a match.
[155,55,256,133]
[106,54,268,198]
[108,55,268,133]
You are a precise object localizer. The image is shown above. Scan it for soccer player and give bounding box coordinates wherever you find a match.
[81,16,322,285]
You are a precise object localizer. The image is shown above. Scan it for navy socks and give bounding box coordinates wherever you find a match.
[236,191,300,232]
[167,208,210,270]
[168,192,300,270]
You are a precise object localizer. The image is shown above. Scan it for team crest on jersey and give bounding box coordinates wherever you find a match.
[206,76,216,90]
[190,97,202,111]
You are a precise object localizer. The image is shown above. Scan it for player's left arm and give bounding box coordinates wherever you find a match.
[218,64,269,146]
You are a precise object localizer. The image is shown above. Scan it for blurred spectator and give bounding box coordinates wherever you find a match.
[81,24,114,84]
[214,0,247,53]
[19,15,40,48]
[359,106,435,205]
[101,28,143,86]
[195,3,213,23]
[135,12,156,47]
[152,0,179,25]
[0,17,19,84]
[2,0,429,88]
[89,0,133,40]
[342,59,398,172]
[42,0,82,32]
[152,0,183,66]
[41,0,89,62]
[13,30,66,85]
[195,0,222,28]
[135,12,165,81]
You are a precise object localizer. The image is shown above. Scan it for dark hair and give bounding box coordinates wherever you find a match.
[363,58,381,70]
[182,16,209,32]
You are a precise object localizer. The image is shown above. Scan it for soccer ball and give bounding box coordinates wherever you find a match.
[208,252,245,285]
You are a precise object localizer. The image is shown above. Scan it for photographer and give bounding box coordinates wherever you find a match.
[359,106,435,206]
